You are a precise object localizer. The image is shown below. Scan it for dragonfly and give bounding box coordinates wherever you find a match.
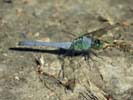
[18,22,121,55]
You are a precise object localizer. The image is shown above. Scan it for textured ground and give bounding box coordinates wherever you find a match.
[0,0,133,100]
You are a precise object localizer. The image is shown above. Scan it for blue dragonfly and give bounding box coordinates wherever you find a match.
[18,36,93,52]
[18,22,120,56]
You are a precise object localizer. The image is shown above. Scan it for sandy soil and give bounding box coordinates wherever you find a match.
[0,0,133,100]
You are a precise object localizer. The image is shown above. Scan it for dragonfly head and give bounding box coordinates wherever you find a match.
[92,39,103,49]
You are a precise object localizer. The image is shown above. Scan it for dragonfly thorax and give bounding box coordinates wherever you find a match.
[69,36,92,52]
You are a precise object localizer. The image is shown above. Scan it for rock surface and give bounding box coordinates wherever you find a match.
[0,0,133,100]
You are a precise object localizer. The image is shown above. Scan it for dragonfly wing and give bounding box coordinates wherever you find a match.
[78,22,121,39]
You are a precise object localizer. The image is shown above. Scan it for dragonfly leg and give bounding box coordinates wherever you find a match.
[90,50,103,60]
[80,50,91,60]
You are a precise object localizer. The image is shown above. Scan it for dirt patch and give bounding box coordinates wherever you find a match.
[0,0,133,100]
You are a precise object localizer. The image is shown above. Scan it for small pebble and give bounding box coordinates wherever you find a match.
[34,32,40,37]
[14,76,20,80]
[16,8,24,16]
[38,37,50,42]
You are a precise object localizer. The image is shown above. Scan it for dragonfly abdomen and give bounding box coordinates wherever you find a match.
[18,41,72,49]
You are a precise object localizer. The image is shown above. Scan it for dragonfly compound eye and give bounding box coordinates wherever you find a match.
[92,39,102,49]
